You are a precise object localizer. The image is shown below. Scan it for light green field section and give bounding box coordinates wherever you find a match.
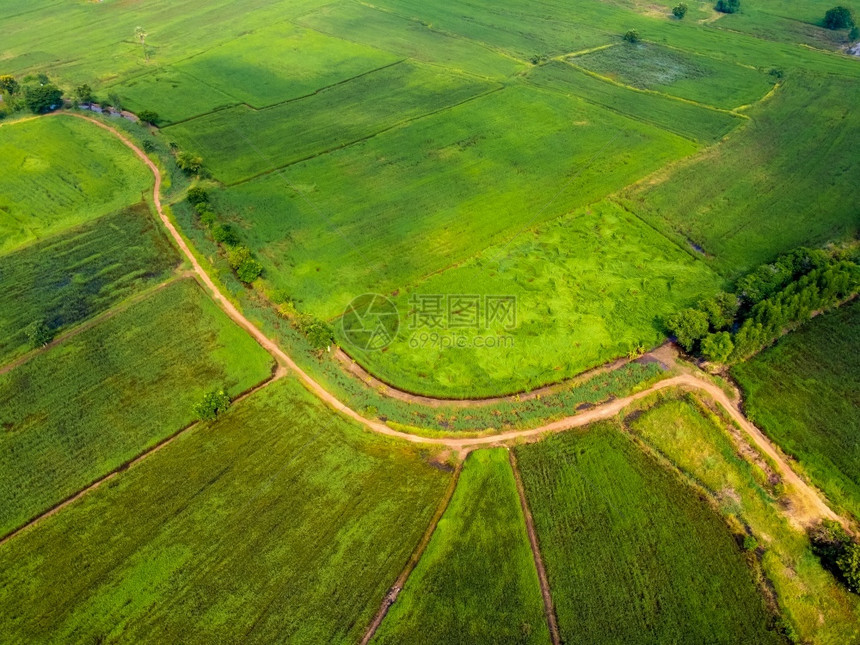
[0,377,451,644]
[164,61,496,184]
[621,73,860,277]
[219,85,698,321]
[0,279,274,537]
[570,42,774,109]
[515,422,783,644]
[0,116,151,254]
[345,200,722,398]
[628,396,860,644]
[373,448,549,644]
[527,60,743,142]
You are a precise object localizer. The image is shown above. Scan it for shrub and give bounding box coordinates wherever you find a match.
[23,83,63,114]
[24,319,53,348]
[297,315,334,350]
[715,0,740,13]
[701,332,734,364]
[176,151,204,174]
[823,5,855,29]
[664,308,709,351]
[623,29,640,43]
[742,535,759,552]
[73,84,94,104]
[141,139,156,153]
[211,223,239,246]
[198,208,217,227]
[186,186,209,206]
[235,257,263,284]
[837,543,860,593]
[0,75,19,95]
[193,389,231,421]
[672,3,688,18]
[137,109,159,125]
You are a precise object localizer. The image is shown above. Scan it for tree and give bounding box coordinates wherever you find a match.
[701,291,738,330]
[715,0,740,13]
[193,389,231,421]
[665,308,709,352]
[0,75,19,95]
[672,3,689,18]
[236,257,264,283]
[137,109,158,125]
[135,26,149,61]
[701,332,734,364]
[837,543,860,593]
[297,315,334,350]
[176,151,203,174]
[623,29,640,43]
[186,186,209,206]
[23,83,63,113]
[824,6,855,28]
[108,92,123,111]
[24,319,53,348]
[211,223,239,246]
[74,84,94,104]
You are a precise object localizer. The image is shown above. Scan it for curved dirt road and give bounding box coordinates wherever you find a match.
[53,112,843,529]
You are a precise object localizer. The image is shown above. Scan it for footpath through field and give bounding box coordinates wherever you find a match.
[48,112,845,532]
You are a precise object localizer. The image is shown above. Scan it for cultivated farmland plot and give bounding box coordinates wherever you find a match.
[0,0,858,640]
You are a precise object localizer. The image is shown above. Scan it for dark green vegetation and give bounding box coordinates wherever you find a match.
[373,448,548,644]
[515,423,782,644]
[0,279,273,537]
[810,520,860,594]
[627,395,860,643]
[664,248,859,362]
[733,300,860,520]
[0,116,151,254]
[0,204,178,362]
[0,377,450,643]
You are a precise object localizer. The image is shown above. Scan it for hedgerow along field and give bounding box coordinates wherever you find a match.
[732,300,860,520]
[0,116,151,254]
[626,394,860,643]
[0,377,451,644]
[0,279,273,538]
[514,422,783,644]
[372,448,549,644]
[0,203,178,363]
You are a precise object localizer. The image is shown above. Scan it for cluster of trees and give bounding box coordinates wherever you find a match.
[715,0,740,13]
[665,248,859,364]
[0,73,63,116]
[187,187,263,285]
[193,388,231,421]
[810,520,860,594]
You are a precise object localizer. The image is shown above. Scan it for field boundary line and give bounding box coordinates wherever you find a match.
[0,367,285,548]
[509,450,561,645]
[226,84,504,187]
[359,459,464,645]
[0,271,191,378]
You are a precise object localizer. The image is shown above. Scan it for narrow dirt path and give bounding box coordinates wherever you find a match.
[47,112,845,533]
[360,461,464,645]
[509,450,561,645]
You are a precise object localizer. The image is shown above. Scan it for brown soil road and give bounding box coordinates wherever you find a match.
[53,112,844,531]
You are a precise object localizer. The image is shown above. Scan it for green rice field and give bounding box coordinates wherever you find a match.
[0,279,273,537]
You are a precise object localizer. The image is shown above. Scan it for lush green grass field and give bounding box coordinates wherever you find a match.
[0,204,178,363]
[345,200,721,397]
[0,377,451,644]
[570,42,774,109]
[0,116,151,254]
[627,395,860,644]
[373,448,548,644]
[732,301,860,520]
[527,61,743,143]
[164,61,495,184]
[514,422,782,644]
[219,86,697,320]
[621,73,860,277]
[0,279,273,537]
